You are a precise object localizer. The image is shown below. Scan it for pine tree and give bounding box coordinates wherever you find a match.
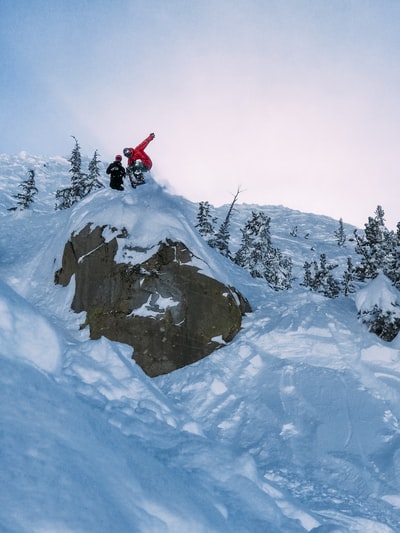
[13,169,38,210]
[264,247,293,291]
[55,186,76,210]
[359,305,400,342]
[235,211,272,277]
[318,254,340,297]
[208,187,241,258]
[86,150,104,194]
[235,211,292,290]
[354,205,394,281]
[68,136,87,200]
[196,201,216,240]
[353,208,400,337]
[342,257,356,296]
[302,261,313,289]
[301,253,340,297]
[55,137,102,210]
[209,219,231,258]
[387,222,400,289]
[334,218,346,246]
[56,136,85,209]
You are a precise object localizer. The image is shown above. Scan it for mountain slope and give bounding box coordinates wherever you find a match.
[1,152,400,532]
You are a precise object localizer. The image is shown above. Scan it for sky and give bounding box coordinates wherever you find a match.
[1,0,400,229]
[1,162,400,531]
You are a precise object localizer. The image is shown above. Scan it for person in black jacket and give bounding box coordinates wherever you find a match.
[106,155,126,190]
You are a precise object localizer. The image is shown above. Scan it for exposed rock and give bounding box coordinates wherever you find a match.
[55,223,251,377]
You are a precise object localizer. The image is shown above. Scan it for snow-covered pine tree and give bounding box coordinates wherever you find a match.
[56,137,103,210]
[301,253,340,297]
[68,136,87,200]
[334,218,346,246]
[208,187,241,258]
[302,260,314,290]
[318,254,341,297]
[13,169,38,209]
[342,257,356,296]
[209,219,231,258]
[86,150,104,194]
[235,211,292,290]
[359,304,400,342]
[387,222,400,289]
[196,201,216,240]
[55,136,85,209]
[55,186,76,210]
[235,211,272,276]
[354,205,394,281]
[356,272,400,341]
[263,247,293,291]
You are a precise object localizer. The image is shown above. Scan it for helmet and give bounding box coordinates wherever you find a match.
[123,147,132,157]
[115,154,122,161]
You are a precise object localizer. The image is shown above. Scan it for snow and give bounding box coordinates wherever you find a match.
[355,273,400,316]
[1,152,400,532]
[129,294,180,318]
[0,279,62,373]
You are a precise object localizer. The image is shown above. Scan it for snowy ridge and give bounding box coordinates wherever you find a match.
[1,152,400,532]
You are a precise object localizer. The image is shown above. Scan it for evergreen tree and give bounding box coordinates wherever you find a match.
[354,205,394,281]
[209,219,231,258]
[302,261,314,290]
[55,186,76,210]
[388,222,400,289]
[86,150,104,194]
[353,207,400,338]
[208,187,241,258]
[301,253,340,297]
[235,211,272,276]
[196,201,216,240]
[68,136,87,199]
[358,305,400,342]
[13,169,38,210]
[263,247,293,291]
[56,137,102,210]
[56,136,85,209]
[379,220,400,289]
[342,257,356,296]
[334,218,346,246]
[235,211,292,291]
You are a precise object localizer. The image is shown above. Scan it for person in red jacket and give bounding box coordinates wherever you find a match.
[123,133,155,187]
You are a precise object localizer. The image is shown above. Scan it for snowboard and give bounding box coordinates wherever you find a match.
[127,169,146,189]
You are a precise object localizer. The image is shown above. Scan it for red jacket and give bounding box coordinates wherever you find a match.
[126,133,155,169]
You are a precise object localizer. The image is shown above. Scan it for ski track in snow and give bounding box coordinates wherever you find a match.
[1,153,400,532]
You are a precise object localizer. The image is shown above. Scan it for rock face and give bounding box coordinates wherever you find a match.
[55,223,250,377]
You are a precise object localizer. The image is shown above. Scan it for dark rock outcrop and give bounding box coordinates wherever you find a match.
[55,224,250,377]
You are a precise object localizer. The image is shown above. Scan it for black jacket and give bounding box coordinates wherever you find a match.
[106,161,126,178]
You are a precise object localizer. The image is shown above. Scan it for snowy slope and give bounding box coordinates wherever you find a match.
[1,152,400,532]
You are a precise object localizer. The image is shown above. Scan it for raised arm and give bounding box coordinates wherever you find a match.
[134,133,155,151]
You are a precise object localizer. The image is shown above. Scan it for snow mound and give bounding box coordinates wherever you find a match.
[355,273,400,315]
[0,279,62,373]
